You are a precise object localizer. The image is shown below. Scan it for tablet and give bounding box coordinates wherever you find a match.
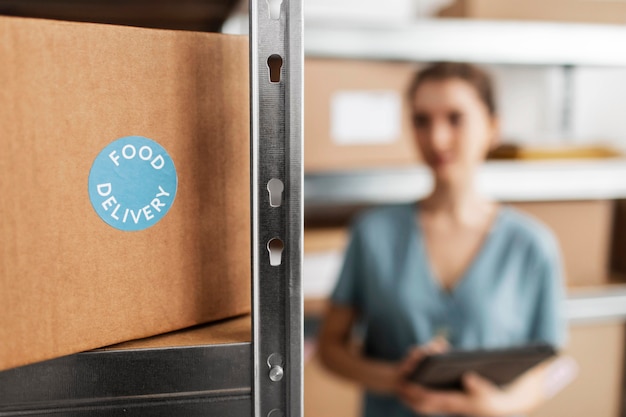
[409,343,557,390]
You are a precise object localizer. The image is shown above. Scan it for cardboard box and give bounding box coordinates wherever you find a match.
[304,227,349,253]
[304,58,421,172]
[304,322,626,417]
[304,354,362,417]
[440,0,626,24]
[104,315,251,351]
[530,322,625,417]
[0,16,251,371]
[512,200,614,286]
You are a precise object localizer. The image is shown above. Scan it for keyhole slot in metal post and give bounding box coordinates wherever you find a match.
[267,238,284,266]
[267,55,283,83]
[266,0,283,20]
[267,353,284,368]
[267,178,284,207]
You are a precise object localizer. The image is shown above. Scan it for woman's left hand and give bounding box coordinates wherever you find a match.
[398,372,508,417]
[398,355,577,417]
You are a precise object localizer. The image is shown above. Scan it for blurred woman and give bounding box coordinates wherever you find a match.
[318,62,572,417]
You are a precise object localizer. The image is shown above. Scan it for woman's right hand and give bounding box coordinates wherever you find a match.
[394,337,450,391]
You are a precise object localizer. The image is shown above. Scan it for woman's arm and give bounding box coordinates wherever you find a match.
[317,303,398,394]
[318,303,450,395]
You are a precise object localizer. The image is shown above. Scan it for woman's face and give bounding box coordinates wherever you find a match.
[410,78,498,184]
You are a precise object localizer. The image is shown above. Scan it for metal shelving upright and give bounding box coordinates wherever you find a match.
[0,0,303,416]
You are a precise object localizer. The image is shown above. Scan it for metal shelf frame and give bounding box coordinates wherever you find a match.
[250,0,303,415]
[0,0,303,416]
[0,343,252,416]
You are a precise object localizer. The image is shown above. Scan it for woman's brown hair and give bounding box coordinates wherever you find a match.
[407,62,496,116]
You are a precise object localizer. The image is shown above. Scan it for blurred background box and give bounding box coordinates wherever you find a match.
[0,15,250,371]
[488,144,623,160]
[531,322,626,417]
[512,200,614,287]
[305,58,421,172]
[304,56,626,173]
[440,0,626,24]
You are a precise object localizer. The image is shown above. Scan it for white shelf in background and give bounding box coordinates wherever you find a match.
[304,159,626,206]
[566,286,626,324]
[305,19,626,66]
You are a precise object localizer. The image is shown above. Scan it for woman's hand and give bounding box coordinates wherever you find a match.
[396,336,450,382]
[397,356,578,417]
[398,372,518,416]
[392,337,450,398]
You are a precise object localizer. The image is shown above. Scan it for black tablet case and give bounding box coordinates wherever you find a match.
[409,343,556,390]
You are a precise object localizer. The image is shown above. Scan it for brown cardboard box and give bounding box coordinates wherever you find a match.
[440,0,626,24]
[304,354,362,417]
[304,322,626,417]
[104,315,251,351]
[511,200,614,287]
[530,322,625,417]
[304,58,421,172]
[304,227,349,253]
[0,16,251,371]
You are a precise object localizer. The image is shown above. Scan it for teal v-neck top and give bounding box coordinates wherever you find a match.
[331,203,566,417]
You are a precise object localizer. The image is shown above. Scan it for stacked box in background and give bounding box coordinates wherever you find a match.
[440,0,626,24]
[0,16,251,371]
[304,58,420,172]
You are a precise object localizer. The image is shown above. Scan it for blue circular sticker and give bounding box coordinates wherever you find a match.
[88,136,178,231]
